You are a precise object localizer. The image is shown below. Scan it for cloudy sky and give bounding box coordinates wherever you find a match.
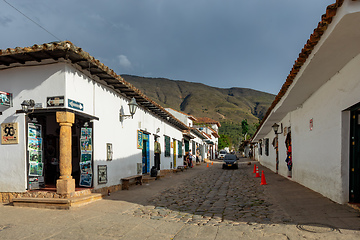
[0,0,335,94]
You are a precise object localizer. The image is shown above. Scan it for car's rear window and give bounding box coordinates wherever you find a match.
[219,151,227,154]
[224,154,236,160]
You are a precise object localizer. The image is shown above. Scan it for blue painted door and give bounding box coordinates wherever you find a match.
[142,134,150,173]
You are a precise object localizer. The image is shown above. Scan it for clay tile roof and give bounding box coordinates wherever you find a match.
[193,117,221,127]
[0,41,189,131]
[253,0,349,139]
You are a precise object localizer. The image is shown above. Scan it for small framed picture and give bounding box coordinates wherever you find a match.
[106,143,113,161]
[98,165,107,184]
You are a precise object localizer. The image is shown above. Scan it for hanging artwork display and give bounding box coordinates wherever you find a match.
[81,127,92,139]
[80,138,92,152]
[79,127,93,187]
[27,123,44,189]
[137,130,143,149]
[80,161,92,174]
[80,173,92,187]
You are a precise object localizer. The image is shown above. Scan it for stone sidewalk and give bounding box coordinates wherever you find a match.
[0,159,359,239]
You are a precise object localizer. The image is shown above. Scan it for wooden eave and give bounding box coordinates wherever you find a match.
[252,0,360,141]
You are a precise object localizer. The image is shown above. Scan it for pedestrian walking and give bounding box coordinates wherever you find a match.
[196,149,200,164]
[184,151,189,168]
[189,150,193,168]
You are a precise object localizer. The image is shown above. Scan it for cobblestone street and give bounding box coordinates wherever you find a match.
[1,160,360,239]
[128,161,289,226]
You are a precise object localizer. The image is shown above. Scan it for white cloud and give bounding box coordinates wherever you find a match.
[118,55,132,69]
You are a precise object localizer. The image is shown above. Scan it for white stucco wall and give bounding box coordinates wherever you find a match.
[0,63,66,192]
[65,65,184,189]
[258,53,360,203]
[291,53,360,203]
[166,108,193,127]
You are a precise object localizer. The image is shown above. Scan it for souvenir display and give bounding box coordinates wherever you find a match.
[28,123,44,188]
[79,127,93,187]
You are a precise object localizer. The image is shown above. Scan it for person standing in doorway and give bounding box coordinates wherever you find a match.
[154,138,161,170]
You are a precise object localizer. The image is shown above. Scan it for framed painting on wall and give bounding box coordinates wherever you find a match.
[98,165,107,184]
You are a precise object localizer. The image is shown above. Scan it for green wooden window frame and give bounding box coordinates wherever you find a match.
[165,136,170,157]
[178,141,182,158]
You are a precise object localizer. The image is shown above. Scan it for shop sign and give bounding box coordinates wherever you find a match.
[1,122,19,144]
[68,99,84,111]
[47,96,64,107]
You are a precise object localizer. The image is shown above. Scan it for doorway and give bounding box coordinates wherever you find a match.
[350,110,360,203]
[142,133,150,174]
[154,136,161,170]
[26,111,92,190]
[173,139,177,169]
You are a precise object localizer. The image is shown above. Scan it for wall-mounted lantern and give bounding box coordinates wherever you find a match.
[271,123,282,174]
[21,99,35,113]
[272,123,283,135]
[119,97,138,122]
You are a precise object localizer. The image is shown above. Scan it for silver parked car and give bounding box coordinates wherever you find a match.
[218,150,227,160]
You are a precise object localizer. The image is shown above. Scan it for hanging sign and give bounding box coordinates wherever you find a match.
[47,96,64,107]
[137,130,143,149]
[68,99,84,111]
[1,122,19,144]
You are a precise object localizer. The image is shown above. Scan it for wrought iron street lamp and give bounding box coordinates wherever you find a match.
[272,123,280,174]
[119,97,138,122]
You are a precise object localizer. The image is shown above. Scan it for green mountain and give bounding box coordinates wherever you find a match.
[122,75,275,126]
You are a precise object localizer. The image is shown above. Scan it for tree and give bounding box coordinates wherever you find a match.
[241,119,249,140]
[218,134,231,150]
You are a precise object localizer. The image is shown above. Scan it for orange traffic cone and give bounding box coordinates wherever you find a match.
[260,171,267,185]
[253,164,257,173]
[207,163,209,167]
[211,162,213,165]
[255,166,260,178]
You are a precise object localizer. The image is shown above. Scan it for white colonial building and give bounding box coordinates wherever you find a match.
[252,0,360,204]
[166,108,219,162]
[0,41,189,202]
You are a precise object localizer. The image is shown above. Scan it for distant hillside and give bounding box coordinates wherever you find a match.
[122,75,275,126]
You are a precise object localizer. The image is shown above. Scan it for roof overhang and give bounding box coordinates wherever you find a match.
[0,41,189,132]
[253,5,360,141]
[190,128,207,139]
[183,131,195,140]
[205,140,214,144]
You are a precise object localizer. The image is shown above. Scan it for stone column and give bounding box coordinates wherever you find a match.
[56,111,75,197]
